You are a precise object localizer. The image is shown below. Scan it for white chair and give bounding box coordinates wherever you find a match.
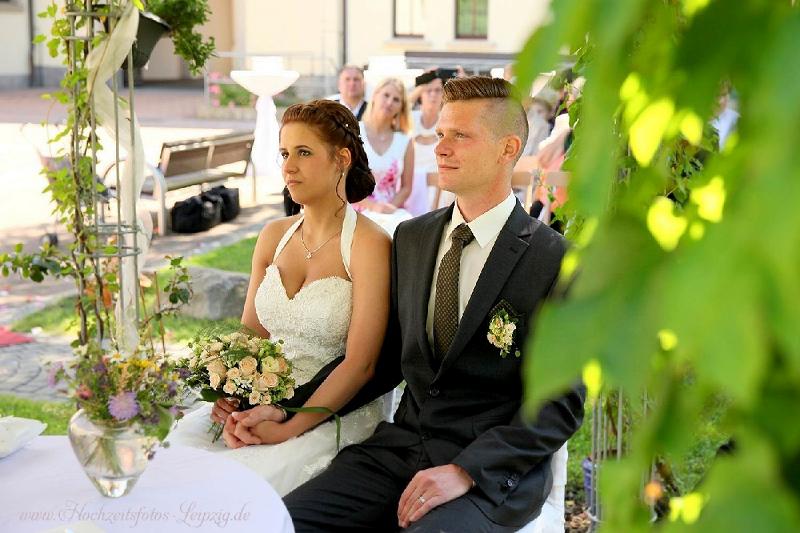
[517,443,569,533]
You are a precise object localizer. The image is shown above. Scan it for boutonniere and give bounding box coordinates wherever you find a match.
[487,301,522,358]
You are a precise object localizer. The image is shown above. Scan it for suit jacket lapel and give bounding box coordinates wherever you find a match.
[434,203,537,380]
[413,205,453,369]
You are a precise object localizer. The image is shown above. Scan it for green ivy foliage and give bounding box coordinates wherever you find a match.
[144,0,215,75]
[516,0,800,530]
[1,1,195,353]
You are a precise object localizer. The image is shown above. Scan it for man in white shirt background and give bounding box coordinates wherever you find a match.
[329,65,368,121]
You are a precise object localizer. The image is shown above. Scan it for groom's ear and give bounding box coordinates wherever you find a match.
[497,134,522,164]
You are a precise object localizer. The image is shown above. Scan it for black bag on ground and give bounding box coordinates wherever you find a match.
[170,194,222,233]
[205,185,240,222]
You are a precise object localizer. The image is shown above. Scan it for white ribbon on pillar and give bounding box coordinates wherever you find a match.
[86,1,148,354]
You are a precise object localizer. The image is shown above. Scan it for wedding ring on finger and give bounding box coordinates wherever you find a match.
[418,496,426,504]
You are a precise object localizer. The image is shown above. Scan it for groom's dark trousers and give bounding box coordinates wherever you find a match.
[281,203,585,532]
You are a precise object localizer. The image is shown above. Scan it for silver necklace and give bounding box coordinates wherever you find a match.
[300,224,340,260]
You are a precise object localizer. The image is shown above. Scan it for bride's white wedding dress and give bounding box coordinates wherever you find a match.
[170,204,391,496]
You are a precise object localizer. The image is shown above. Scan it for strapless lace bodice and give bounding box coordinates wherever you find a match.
[254,265,352,385]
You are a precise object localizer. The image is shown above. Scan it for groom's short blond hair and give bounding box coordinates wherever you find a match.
[443,77,529,161]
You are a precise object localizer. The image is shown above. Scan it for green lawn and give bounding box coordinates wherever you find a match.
[186,236,256,274]
[0,394,73,435]
[12,295,240,343]
[12,238,253,340]
[12,296,77,335]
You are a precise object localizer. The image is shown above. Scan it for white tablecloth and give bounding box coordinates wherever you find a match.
[0,436,294,533]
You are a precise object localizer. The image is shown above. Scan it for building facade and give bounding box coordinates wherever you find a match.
[0,0,550,89]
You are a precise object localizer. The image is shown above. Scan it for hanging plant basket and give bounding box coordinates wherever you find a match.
[126,11,170,69]
[101,8,170,70]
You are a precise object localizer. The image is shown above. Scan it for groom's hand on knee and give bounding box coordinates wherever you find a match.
[397,464,474,528]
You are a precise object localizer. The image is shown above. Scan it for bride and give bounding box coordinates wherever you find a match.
[170,100,393,496]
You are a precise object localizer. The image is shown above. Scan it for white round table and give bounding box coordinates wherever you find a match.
[0,436,294,533]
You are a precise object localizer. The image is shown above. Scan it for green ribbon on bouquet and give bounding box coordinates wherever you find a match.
[201,392,342,451]
[283,406,342,452]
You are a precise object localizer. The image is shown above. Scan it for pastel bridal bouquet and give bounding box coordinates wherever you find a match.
[179,330,296,442]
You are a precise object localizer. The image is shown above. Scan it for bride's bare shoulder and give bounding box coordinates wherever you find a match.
[260,215,301,239]
[350,214,391,276]
[353,213,392,248]
[254,215,302,264]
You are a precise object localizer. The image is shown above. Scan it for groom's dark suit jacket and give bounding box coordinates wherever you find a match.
[284,201,585,526]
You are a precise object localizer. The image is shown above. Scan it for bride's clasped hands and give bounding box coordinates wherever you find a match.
[221,404,294,448]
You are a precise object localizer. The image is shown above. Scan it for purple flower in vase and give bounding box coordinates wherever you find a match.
[108,392,139,421]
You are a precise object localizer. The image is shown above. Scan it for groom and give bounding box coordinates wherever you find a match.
[283,77,583,531]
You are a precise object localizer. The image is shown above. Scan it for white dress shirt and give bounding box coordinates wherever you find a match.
[327,94,367,119]
[426,192,518,348]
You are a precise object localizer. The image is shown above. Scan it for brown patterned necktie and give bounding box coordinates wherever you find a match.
[433,223,475,359]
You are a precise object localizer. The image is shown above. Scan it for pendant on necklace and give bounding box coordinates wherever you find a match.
[305,252,313,260]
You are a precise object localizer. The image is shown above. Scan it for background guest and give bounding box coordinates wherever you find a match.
[406,75,444,216]
[356,78,415,236]
[328,65,368,121]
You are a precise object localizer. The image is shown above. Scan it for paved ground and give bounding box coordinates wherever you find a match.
[0,334,74,402]
[0,86,286,403]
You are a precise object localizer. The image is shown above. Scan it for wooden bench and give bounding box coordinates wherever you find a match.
[105,131,255,235]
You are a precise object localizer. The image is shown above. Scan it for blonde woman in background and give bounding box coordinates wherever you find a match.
[356,77,415,235]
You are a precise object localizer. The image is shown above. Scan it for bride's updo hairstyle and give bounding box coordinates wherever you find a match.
[280,100,375,203]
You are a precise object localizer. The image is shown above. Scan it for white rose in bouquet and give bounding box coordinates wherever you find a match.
[249,391,262,405]
[277,357,289,373]
[253,374,270,392]
[227,367,242,380]
[222,380,236,395]
[262,371,279,388]
[262,356,281,373]
[209,372,222,389]
[206,359,227,376]
[239,356,258,376]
